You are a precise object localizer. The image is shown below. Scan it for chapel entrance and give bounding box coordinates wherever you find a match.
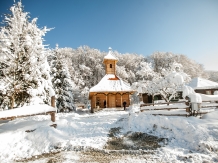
[108,94,116,108]
[116,94,121,107]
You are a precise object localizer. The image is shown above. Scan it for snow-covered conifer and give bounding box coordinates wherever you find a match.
[0,1,54,108]
[50,45,75,112]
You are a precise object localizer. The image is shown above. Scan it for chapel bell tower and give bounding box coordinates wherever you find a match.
[103,47,118,75]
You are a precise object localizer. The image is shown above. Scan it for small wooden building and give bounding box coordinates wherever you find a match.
[141,93,162,103]
[89,47,135,111]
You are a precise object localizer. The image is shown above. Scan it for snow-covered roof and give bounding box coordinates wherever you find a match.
[103,47,118,61]
[188,77,218,90]
[89,74,134,92]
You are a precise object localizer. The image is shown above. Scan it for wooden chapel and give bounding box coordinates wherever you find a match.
[88,47,135,112]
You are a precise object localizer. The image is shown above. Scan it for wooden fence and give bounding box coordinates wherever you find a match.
[0,96,56,122]
[140,101,218,117]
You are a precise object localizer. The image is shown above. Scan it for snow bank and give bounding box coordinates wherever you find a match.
[128,106,218,161]
[182,85,195,98]
[128,104,140,113]
[0,104,56,119]
[189,93,202,103]
[201,110,218,120]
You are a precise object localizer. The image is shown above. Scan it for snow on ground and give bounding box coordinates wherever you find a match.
[128,109,218,162]
[0,105,218,162]
[0,108,127,162]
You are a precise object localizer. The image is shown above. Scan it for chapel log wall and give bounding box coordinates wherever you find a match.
[90,93,131,109]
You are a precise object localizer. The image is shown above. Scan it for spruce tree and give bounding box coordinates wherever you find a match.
[51,46,75,112]
[0,1,54,108]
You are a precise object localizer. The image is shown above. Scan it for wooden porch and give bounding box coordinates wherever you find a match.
[89,92,133,112]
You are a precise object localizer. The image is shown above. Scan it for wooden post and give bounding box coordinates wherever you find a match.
[51,96,55,107]
[91,95,96,113]
[91,107,94,113]
[51,96,55,122]
[94,95,96,108]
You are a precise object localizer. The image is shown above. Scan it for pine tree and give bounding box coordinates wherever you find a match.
[51,46,75,112]
[0,1,54,108]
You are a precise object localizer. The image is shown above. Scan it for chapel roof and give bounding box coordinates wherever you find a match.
[89,74,133,92]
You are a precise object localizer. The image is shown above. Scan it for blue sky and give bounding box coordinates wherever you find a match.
[1,0,218,71]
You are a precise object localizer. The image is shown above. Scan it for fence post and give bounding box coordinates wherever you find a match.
[51,96,55,122]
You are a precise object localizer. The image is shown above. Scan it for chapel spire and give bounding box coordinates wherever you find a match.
[103,47,118,75]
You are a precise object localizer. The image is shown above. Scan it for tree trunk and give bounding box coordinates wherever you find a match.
[10,95,15,109]
[51,96,55,122]
[160,94,169,105]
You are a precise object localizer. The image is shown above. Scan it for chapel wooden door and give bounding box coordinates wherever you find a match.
[109,94,116,108]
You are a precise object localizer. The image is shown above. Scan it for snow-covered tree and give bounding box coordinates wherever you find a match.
[116,65,129,80]
[133,62,190,104]
[148,52,175,74]
[57,46,105,104]
[148,52,208,79]
[50,46,75,112]
[132,73,162,104]
[0,1,54,109]
[136,62,154,80]
[172,54,208,79]
[207,71,218,83]
[153,62,190,104]
[116,52,145,83]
